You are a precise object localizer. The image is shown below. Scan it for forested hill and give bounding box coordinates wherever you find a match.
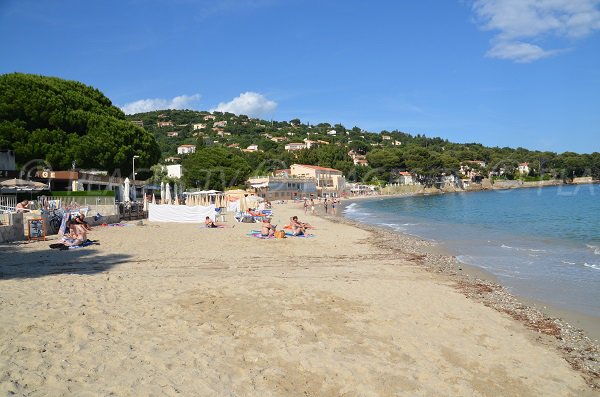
[0,73,160,173]
[128,109,600,184]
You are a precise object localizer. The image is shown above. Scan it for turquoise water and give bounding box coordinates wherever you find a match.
[342,184,600,318]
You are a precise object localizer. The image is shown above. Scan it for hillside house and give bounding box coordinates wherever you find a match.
[285,143,307,151]
[214,121,228,128]
[203,115,216,121]
[518,162,530,174]
[167,131,179,137]
[177,144,196,155]
[192,123,206,130]
[157,121,173,128]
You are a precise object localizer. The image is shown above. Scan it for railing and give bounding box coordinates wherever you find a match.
[42,195,116,207]
[0,196,17,213]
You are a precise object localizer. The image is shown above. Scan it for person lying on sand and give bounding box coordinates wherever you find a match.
[205,216,219,228]
[260,219,276,237]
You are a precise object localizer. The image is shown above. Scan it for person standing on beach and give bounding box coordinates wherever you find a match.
[324,198,328,214]
[303,199,308,214]
[310,198,315,214]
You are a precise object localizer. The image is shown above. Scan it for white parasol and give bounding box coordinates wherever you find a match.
[160,182,165,204]
[123,177,131,202]
[164,183,172,204]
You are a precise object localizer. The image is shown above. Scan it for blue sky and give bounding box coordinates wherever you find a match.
[1,0,599,153]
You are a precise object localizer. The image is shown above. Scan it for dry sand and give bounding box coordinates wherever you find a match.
[0,203,598,396]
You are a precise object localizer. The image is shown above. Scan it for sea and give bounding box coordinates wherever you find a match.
[342,184,600,320]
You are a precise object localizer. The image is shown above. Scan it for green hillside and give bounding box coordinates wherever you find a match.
[128,109,600,187]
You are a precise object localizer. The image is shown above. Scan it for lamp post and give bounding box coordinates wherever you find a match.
[132,155,140,201]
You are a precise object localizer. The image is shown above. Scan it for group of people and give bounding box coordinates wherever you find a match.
[303,197,338,215]
[259,215,313,238]
[50,213,92,249]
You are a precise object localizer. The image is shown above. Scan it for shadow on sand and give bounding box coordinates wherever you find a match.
[0,242,132,280]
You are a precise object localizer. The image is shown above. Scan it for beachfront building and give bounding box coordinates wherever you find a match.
[247,175,317,201]
[25,170,145,202]
[290,164,346,197]
[518,162,530,174]
[398,171,416,185]
[177,144,196,155]
[347,183,378,196]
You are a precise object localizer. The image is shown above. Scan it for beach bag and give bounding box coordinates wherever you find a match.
[275,230,285,239]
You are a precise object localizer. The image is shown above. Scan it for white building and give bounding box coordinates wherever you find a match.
[166,164,183,179]
[398,171,416,185]
[518,162,530,174]
[285,142,307,151]
[177,144,196,155]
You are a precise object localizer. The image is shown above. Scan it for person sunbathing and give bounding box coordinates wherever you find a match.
[63,223,88,247]
[290,216,312,236]
[260,219,276,237]
[205,216,219,228]
[73,213,92,231]
[50,223,88,249]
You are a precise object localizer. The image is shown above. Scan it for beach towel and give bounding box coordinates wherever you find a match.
[68,240,98,249]
[247,230,314,239]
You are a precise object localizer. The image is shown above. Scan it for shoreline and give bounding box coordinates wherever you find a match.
[339,188,600,341]
[320,204,600,387]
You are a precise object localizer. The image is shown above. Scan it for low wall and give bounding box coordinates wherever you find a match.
[0,206,121,243]
[0,212,25,243]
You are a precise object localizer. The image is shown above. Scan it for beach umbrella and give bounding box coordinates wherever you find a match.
[165,183,172,204]
[143,193,148,211]
[239,196,248,213]
[160,182,165,204]
[174,184,179,205]
[152,193,156,204]
[0,178,48,190]
[123,177,131,202]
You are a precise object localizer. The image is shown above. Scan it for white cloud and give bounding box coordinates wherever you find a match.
[472,0,600,62]
[486,41,563,62]
[212,92,277,117]
[121,94,201,114]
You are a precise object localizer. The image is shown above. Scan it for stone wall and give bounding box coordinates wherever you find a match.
[0,212,25,243]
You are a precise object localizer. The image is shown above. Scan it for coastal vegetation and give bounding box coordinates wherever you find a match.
[130,109,600,187]
[0,73,160,174]
[1,73,598,188]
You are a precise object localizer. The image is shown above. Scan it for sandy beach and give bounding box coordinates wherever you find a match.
[1,203,598,396]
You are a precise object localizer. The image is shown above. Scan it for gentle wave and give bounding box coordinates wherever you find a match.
[501,244,546,253]
[586,244,600,255]
[584,263,600,271]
